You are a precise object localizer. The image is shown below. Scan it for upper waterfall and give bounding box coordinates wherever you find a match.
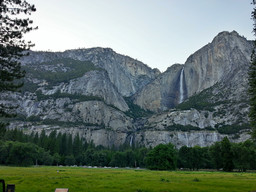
[179,67,185,104]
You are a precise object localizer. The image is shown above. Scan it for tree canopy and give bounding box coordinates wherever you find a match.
[250,0,256,141]
[145,143,177,170]
[0,0,36,129]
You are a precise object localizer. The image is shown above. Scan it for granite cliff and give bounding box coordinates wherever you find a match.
[5,31,253,148]
[21,48,160,97]
[134,31,253,112]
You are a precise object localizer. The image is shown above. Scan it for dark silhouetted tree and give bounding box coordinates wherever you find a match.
[221,137,234,172]
[232,140,256,171]
[73,133,83,163]
[60,133,67,156]
[39,129,47,149]
[0,0,36,132]
[178,145,192,169]
[47,130,57,154]
[67,134,73,155]
[250,0,256,141]
[209,141,223,170]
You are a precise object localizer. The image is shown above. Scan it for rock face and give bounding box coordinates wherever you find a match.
[15,93,133,131]
[21,48,160,97]
[134,31,253,112]
[4,31,253,148]
[134,130,250,148]
[133,64,184,112]
[43,70,129,112]
[184,31,253,97]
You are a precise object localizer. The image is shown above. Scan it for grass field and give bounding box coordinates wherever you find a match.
[0,166,256,192]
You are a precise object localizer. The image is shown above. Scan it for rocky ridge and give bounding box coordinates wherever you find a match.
[5,31,253,148]
[21,48,160,97]
[134,31,253,112]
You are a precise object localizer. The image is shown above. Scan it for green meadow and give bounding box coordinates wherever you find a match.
[0,166,256,192]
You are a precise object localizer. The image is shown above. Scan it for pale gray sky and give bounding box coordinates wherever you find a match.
[26,0,254,72]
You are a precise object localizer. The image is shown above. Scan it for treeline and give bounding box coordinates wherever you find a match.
[0,128,256,171]
[0,128,149,167]
[146,138,256,172]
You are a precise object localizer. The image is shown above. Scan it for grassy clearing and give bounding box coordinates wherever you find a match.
[0,166,256,192]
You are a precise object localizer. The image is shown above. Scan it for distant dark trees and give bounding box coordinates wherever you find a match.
[250,0,256,141]
[145,143,177,170]
[0,141,50,166]
[0,129,149,167]
[208,137,256,172]
[176,137,256,172]
[0,128,256,171]
[232,140,256,171]
[0,0,36,136]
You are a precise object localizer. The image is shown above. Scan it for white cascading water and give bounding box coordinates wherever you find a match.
[179,67,184,104]
[129,135,133,147]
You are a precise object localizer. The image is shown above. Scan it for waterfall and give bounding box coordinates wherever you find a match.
[179,67,185,104]
[129,135,133,147]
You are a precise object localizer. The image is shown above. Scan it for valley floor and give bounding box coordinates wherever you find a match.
[0,166,256,192]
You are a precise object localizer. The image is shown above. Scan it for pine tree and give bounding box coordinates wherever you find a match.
[39,130,47,149]
[0,0,36,129]
[250,1,256,141]
[33,132,39,145]
[55,132,62,154]
[48,130,57,154]
[209,141,223,170]
[60,133,67,156]
[67,134,73,155]
[221,137,234,172]
[73,133,82,158]
[178,146,192,169]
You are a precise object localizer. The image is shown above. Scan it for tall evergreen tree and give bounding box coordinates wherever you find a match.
[232,141,253,172]
[221,137,234,172]
[178,145,192,169]
[73,133,82,163]
[250,0,256,141]
[191,146,203,170]
[60,133,67,156]
[48,130,57,154]
[0,0,36,130]
[209,141,223,170]
[67,134,73,155]
[33,132,39,146]
[39,129,47,149]
[55,132,62,154]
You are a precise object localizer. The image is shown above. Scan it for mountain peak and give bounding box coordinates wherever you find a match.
[216,30,239,37]
[213,30,249,44]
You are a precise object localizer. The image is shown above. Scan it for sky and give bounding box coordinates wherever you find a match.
[25,0,255,72]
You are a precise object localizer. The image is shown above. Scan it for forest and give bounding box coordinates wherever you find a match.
[0,128,256,172]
